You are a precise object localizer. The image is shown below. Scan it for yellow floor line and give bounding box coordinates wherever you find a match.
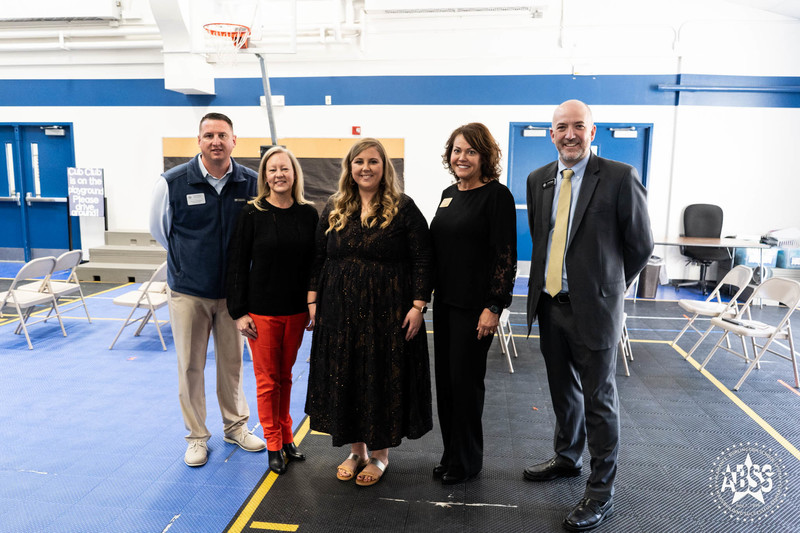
[85,282,135,297]
[778,379,800,397]
[0,276,119,285]
[1,313,164,327]
[0,282,133,326]
[293,416,311,443]
[671,342,800,462]
[249,523,299,531]
[226,417,310,533]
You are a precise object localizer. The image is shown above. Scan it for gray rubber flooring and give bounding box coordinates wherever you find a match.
[225,299,800,533]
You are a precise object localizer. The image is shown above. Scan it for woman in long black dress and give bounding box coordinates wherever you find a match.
[227,147,318,475]
[305,138,433,487]
[430,123,517,484]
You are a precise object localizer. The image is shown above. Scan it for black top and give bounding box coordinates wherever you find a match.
[430,179,517,310]
[226,200,319,319]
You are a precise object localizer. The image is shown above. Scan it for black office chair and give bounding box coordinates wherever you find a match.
[679,203,731,295]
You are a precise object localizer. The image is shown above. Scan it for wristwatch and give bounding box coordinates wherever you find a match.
[488,304,501,315]
[412,304,428,314]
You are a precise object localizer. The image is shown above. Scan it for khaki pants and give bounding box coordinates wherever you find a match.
[168,289,249,441]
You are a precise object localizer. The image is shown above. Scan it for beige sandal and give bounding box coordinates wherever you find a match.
[337,453,368,481]
[356,457,387,487]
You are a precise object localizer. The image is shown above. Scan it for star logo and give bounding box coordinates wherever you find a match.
[710,443,788,522]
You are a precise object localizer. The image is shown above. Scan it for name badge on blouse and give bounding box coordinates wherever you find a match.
[186,193,206,206]
[439,197,452,208]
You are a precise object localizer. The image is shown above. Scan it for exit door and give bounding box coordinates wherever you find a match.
[507,122,652,262]
[0,124,80,261]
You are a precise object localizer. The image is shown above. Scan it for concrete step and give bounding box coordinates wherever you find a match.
[105,230,160,247]
[76,262,163,283]
[88,245,166,264]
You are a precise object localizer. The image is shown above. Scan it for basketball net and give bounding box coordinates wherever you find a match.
[203,22,251,65]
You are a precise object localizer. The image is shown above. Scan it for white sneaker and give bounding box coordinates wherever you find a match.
[185,440,208,467]
[223,426,266,452]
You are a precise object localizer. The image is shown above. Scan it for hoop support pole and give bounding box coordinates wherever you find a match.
[256,53,278,146]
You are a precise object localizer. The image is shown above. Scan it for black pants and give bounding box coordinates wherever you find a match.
[433,302,494,477]
[537,294,619,500]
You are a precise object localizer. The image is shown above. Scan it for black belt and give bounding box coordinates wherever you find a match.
[545,292,571,304]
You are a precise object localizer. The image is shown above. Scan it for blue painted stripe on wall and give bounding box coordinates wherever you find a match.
[0,74,798,108]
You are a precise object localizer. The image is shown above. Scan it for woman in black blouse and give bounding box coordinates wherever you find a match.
[430,123,517,484]
[305,138,433,487]
[227,147,319,475]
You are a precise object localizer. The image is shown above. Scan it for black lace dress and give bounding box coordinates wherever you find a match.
[305,194,433,450]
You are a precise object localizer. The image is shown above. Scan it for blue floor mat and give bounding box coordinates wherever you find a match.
[0,283,313,533]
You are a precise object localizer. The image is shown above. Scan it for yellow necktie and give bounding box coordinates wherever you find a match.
[546,169,574,296]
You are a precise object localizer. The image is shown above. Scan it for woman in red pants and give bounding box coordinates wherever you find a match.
[227,146,318,474]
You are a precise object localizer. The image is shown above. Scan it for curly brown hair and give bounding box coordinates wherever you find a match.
[442,122,502,183]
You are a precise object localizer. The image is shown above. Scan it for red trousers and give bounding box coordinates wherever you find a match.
[247,312,308,451]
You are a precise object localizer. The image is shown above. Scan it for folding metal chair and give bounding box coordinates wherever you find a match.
[618,312,633,376]
[672,265,753,358]
[497,308,518,373]
[109,262,169,351]
[19,250,91,324]
[0,256,65,349]
[699,277,800,391]
[618,283,639,375]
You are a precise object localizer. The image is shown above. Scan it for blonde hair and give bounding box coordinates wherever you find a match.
[327,138,401,233]
[251,146,311,210]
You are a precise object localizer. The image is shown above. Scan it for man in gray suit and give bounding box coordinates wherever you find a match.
[524,100,653,531]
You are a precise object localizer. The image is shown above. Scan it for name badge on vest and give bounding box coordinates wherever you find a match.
[186,193,206,206]
[439,197,452,208]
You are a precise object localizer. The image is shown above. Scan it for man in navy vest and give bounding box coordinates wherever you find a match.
[150,113,264,467]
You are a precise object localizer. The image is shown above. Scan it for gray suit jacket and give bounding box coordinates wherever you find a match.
[526,153,654,350]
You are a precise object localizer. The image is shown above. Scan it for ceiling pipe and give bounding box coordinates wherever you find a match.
[0,40,163,52]
[251,34,358,46]
[0,26,160,40]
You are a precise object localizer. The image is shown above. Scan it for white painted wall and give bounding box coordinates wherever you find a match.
[1,0,799,280]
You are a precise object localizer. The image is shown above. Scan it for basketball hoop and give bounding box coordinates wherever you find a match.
[204,22,251,49]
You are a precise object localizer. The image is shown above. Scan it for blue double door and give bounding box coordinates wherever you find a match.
[507,122,653,262]
[0,124,79,261]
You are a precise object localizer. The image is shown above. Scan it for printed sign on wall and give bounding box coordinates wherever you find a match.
[68,167,105,217]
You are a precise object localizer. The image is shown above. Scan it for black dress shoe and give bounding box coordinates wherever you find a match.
[283,443,305,461]
[441,470,477,485]
[563,497,613,531]
[432,464,447,479]
[268,450,287,475]
[523,457,581,481]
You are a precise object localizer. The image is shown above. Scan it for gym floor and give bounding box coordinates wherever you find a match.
[1,265,798,533]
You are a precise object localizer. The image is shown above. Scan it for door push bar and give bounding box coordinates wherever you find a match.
[25,192,66,206]
[0,192,21,205]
